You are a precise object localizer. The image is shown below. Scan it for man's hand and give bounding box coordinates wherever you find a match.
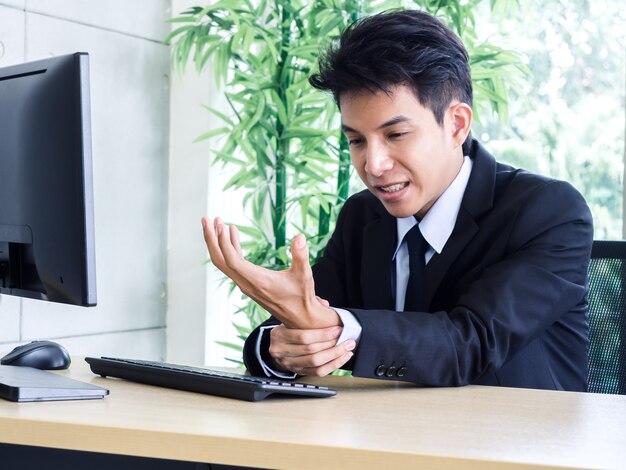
[202,217,341,329]
[269,325,356,377]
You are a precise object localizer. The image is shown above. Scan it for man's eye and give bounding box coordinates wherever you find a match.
[389,132,407,139]
[348,138,363,145]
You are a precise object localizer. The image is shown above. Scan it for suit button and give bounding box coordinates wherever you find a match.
[375,364,386,376]
[385,366,397,377]
[397,367,408,377]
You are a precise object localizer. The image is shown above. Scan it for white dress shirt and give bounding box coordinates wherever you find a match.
[257,156,473,378]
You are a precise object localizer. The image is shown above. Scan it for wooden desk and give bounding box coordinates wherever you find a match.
[0,359,625,469]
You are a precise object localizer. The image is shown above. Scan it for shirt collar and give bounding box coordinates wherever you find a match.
[393,155,473,258]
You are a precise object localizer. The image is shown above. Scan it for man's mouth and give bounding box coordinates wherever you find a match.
[379,182,409,193]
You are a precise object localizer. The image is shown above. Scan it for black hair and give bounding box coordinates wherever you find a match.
[309,10,473,153]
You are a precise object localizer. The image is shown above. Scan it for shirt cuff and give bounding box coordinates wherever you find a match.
[332,307,362,345]
[256,325,298,379]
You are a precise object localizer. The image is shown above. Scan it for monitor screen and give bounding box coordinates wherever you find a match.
[0,53,96,306]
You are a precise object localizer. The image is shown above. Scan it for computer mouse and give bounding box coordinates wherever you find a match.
[0,340,71,370]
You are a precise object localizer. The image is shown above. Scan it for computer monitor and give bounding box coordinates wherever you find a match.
[0,52,96,307]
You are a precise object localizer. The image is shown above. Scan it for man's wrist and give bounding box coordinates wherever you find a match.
[257,325,298,379]
[308,303,342,328]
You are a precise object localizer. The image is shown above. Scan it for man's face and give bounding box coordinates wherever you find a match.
[340,85,466,219]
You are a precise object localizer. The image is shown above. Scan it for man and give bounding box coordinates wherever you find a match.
[202,10,593,391]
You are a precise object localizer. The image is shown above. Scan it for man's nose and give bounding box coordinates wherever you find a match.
[364,143,393,177]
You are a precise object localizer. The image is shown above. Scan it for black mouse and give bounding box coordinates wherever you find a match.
[0,340,71,370]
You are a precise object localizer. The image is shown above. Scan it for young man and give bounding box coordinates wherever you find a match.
[203,10,593,391]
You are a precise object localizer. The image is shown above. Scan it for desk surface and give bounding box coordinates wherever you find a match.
[0,359,625,469]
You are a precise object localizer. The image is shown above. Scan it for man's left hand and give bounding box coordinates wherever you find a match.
[202,217,341,329]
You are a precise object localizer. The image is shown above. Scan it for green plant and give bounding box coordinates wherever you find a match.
[166,0,527,363]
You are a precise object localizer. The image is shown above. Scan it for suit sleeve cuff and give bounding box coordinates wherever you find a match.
[256,325,298,379]
[332,307,362,345]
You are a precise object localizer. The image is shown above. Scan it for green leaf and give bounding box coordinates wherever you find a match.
[193,127,230,142]
[201,106,235,126]
[256,28,280,62]
[242,24,256,55]
[243,92,266,131]
[269,89,289,126]
[164,25,194,46]
[223,357,245,366]
[231,321,254,338]
[292,161,328,183]
[166,17,197,25]
[281,127,327,139]
[319,15,345,37]
[215,340,244,353]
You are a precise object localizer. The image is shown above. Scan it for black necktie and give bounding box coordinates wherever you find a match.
[403,224,428,312]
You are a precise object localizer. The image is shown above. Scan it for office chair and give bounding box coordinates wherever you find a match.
[587,240,626,394]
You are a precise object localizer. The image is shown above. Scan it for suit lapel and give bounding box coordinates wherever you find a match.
[424,139,497,308]
[424,209,478,307]
[361,207,396,309]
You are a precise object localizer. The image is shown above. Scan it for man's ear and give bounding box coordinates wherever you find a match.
[449,102,473,148]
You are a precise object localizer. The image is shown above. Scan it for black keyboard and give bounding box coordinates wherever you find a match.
[85,356,336,402]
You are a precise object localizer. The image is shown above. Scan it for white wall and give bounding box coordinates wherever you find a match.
[0,1,171,359]
[167,0,243,367]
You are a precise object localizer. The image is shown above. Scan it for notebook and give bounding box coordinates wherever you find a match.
[0,365,109,402]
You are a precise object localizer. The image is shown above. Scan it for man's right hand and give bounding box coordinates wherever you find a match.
[268,325,356,377]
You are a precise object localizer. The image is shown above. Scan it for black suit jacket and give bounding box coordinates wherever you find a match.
[243,139,593,391]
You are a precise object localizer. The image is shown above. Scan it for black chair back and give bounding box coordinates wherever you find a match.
[587,240,626,394]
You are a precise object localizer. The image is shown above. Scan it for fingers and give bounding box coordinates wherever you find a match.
[202,217,249,279]
[298,349,354,377]
[287,340,355,377]
[201,219,323,327]
[202,217,226,267]
[290,233,311,275]
[269,325,356,377]
[274,337,339,357]
[288,233,318,317]
[272,324,343,345]
[229,223,243,256]
[215,218,242,267]
[203,219,306,282]
[269,325,343,364]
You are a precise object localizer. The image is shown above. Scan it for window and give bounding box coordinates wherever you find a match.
[473,0,626,239]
